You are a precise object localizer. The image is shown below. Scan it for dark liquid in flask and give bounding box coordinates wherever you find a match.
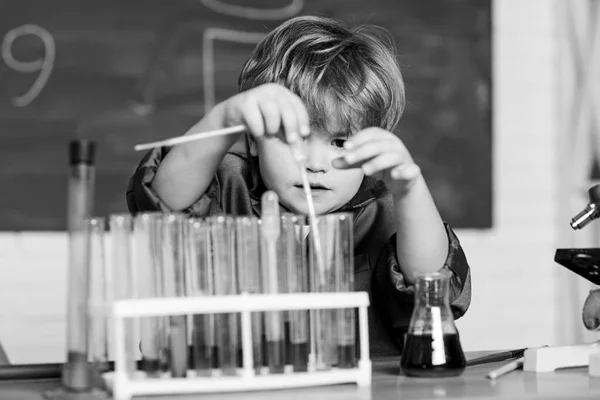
[400,333,466,377]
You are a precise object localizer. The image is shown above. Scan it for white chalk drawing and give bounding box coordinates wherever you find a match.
[135,1,303,113]
[2,24,55,107]
[202,28,268,113]
[201,1,303,112]
[199,0,303,21]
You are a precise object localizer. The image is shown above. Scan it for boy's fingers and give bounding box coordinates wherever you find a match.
[390,163,422,181]
[241,98,266,138]
[278,98,300,143]
[258,99,282,136]
[332,156,354,169]
[361,153,405,176]
[288,93,311,136]
[344,127,390,149]
[344,138,397,165]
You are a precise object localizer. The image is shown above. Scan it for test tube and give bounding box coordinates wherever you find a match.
[309,214,346,370]
[209,215,238,375]
[132,213,164,375]
[333,213,356,368]
[161,213,189,377]
[261,191,285,374]
[86,217,110,376]
[282,214,309,372]
[276,216,291,372]
[63,140,95,391]
[235,216,263,373]
[187,219,215,376]
[109,214,137,374]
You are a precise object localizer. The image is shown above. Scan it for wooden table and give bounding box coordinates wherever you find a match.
[0,352,599,400]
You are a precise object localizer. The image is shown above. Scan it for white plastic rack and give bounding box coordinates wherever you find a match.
[107,291,371,400]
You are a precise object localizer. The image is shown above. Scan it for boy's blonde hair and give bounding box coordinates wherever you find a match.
[238,15,406,133]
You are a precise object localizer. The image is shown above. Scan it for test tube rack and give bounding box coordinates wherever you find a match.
[106,291,371,400]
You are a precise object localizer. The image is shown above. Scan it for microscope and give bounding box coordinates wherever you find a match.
[524,185,600,374]
[558,184,600,331]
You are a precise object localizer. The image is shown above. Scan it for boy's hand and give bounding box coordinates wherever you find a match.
[217,83,311,143]
[332,127,422,193]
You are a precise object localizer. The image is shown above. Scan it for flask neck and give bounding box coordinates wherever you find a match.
[408,271,457,335]
[413,271,451,308]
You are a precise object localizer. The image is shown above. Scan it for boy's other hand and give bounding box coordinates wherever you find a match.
[218,83,311,143]
[332,127,422,193]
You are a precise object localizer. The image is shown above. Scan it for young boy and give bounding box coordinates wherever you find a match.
[127,16,471,356]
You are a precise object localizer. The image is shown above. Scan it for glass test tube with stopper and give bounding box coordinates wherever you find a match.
[261,191,285,374]
[62,140,96,391]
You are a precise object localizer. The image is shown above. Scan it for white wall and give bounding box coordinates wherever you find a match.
[454,0,562,351]
[0,0,581,364]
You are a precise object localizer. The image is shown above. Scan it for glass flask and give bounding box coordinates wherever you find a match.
[400,270,466,377]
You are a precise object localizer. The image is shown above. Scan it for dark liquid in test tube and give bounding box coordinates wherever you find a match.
[285,321,292,366]
[141,358,160,375]
[193,345,214,375]
[169,320,188,377]
[286,319,308,372]
[290,342,309,372]
[337,344,356,369]
[62,351,91,391]
[159,347,170,372]
[192,314,214,375]
[267,340,285,374]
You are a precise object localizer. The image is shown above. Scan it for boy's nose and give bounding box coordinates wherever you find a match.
[305,148,329,173]
[306,159,326,173]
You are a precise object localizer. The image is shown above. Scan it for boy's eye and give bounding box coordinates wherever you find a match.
[331,138,346,148]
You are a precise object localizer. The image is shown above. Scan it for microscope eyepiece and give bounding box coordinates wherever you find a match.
[571,184,600,230]
[571,203,600,230]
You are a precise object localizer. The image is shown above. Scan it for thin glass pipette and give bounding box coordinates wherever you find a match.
[262,191,285,373]
[289,139,326,281]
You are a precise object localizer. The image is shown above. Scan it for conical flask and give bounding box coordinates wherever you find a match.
[400,270,466,377]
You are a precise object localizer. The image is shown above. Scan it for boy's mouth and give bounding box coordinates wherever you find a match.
[294,183,330,191]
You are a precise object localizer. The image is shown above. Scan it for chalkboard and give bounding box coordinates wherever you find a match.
[0,0,491,230]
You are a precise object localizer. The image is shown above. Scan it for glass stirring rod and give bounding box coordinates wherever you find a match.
[289,139,326,283]
[289,137,327,371]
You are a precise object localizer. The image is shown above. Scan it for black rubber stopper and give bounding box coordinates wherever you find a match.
[69,140,96,166]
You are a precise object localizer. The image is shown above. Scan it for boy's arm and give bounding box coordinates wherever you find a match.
[151,103,240,211]
[336,127,454,284]
[148,83,310,211]
[392,172,450,284]
[358,191,471,352]
[373,224,471,340]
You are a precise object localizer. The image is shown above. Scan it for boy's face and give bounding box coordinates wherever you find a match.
[253,126,364,215]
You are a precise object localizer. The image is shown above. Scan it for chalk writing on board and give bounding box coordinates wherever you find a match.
[1,24,55,107]
[134,0,303,114]
[199,0,303,20]
[202,28,268,113]
[201,0,303,111]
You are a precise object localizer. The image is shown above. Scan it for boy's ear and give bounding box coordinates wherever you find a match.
[247,135,258,156]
